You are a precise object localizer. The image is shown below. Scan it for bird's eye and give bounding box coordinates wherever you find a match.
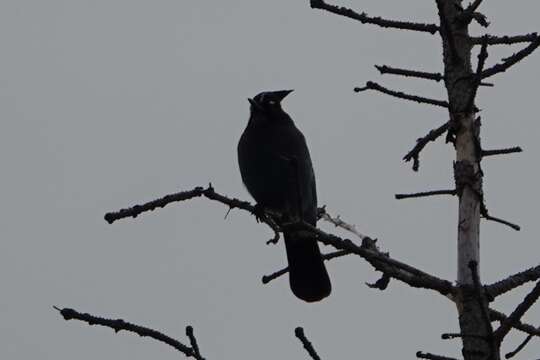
[268,100,276,105]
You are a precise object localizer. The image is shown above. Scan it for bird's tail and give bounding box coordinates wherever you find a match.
[284,232,331,302]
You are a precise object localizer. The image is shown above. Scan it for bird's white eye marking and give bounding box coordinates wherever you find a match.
[268,100,276,105]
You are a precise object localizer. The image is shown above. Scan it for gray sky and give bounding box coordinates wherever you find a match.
[2,1,540,359]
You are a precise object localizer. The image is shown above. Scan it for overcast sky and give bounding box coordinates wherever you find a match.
[2,1,540,359]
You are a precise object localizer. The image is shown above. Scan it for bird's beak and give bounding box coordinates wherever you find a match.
[273,89,294,103]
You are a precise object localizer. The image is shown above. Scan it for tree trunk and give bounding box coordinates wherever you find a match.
[436,1,498,359]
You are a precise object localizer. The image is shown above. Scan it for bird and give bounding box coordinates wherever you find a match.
[237,90,331,302]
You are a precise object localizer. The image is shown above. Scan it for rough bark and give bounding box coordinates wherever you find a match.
[436,1,497,359]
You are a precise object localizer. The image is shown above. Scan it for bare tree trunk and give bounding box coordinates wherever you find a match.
[437,1,496,359]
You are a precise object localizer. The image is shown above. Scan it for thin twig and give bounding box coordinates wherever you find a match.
[309,0,439,34]
[355,81,449,108]
[295,327,322,360]
[494,280,540,342]
[54,306,200,358]
[403,121,450,171]
[186,326,205,360]
[481,213,520,231]
[395,189,456,200]
[471,33,539,46]
[505,333,533,359]
[480,202,520,231]
[441,333,487,340]
[481,35,540,78]
[416,351,457,360]
[318,207,367,239]
[482,147,522,157]
[262,250,351,284]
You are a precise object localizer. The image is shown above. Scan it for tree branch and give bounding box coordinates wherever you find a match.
[297,228,454,296]
[416,351,458,360]
[186,326,205,360]
[262,250,351,284]
[489,308,540,337]
[505,333,533,359]
[485,265,540,299]
[481,35,540,78]
[54,306,203,359]
[309,0,438,34]
[403,121,450,171]
[494,281,540,342]
[295,327,322,360]
[375,65,444,82]
[457,0,487,27]
[354,81,449,108]
[471,33,539,46]
[395,189,457,200]
[481,147,522,158]
[106,185,453,296]
[104,184,281,244]
[465,36,489,112]
[318,206,367,239]
[479,202,520,231]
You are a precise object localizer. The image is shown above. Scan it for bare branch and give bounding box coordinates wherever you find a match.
[318,206,367,239]
[485,265,540,299]
[375,65,444,82]
[403,121,450,171]
[309,0,438,34]
[186,326,205,360]
[295,327,322,360]
[505,333,533,359]
[458,0,488,27]
[480,203,521,231]
[296,228,454,296]
[262,250,351,284]
[54,306,201,359]
[105,184,282,244]
[441,333,487,340]
[416,351,458,360]
[465,36,489,112]
[489,308,540,337]
[494,281,540,342]
[471,33,539,46]
[354,81,449,108]
[373,65,492,87]
[395,189,456,200]
[107,185,453,296]
[466,0,484,15]
[482,147,522,157]
[481,35,540,78]
[480,212,520,231]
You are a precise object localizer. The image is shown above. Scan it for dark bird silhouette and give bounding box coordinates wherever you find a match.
[237,90,331,302]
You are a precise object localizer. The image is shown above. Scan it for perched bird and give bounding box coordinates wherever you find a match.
[237,90,331,302]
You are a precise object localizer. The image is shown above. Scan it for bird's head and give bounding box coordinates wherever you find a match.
[248,90,293,115]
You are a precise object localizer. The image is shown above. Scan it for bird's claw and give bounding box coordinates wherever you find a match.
[253,203,267,223]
